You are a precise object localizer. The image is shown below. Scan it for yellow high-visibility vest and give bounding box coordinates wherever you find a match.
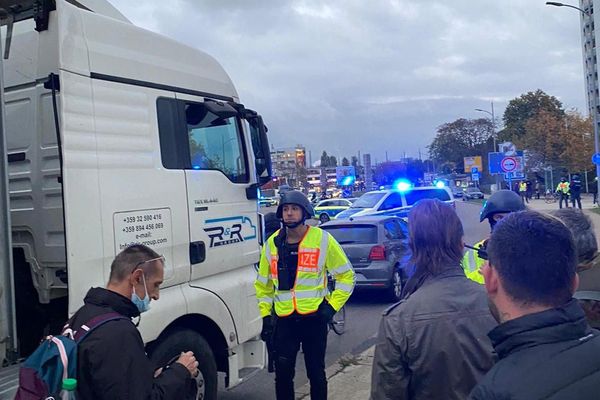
[462,239,486,284]
[254,226,355,317]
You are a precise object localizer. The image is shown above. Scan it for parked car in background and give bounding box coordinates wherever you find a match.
[463,186,485,200]
[321,216,411,301]
[314,198,354,223]
[336,186,454,220]
[452,187,464,198]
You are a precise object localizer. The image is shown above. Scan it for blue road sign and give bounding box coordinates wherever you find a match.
[489,151,524,174]
[472,172,480,181]
[471,167,479,174]
[593,153,600,166]
[504,172,525,180]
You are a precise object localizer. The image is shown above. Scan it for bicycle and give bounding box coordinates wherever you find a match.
[544,190,558,204]
[327,275,346,335]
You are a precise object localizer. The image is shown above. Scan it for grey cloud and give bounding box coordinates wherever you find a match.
[109,0,587,160]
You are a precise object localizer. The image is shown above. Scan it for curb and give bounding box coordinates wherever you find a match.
[295,347,375,400]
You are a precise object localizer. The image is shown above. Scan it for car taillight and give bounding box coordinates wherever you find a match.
[369,245,386,261]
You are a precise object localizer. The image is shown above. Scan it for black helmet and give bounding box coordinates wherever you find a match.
[480,190,525,222]
[276,190,315,219]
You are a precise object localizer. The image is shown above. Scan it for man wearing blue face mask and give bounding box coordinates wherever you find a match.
[67,244,199,400]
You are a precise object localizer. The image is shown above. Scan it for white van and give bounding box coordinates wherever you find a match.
[0,1,271,398]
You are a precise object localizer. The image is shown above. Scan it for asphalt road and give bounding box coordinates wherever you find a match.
[219,200,489,399]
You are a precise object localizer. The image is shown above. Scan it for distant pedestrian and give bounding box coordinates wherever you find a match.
[371,199,495,400]
[553,209,600,329]
[556,177,570,209]
[518,181,528,204]
[468,211,600,400]
[526,180,533,200]
[535,181,541,200]
[570,174,583,209]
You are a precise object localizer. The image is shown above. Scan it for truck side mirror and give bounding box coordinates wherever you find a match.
[247,114,272,186]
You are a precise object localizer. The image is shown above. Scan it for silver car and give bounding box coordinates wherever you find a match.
[321,216,411,302]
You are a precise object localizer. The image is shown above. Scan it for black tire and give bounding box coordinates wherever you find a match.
[150,329,218,400]
[319,213,330,223]
[388,269,403,302]
[330,306,346,335]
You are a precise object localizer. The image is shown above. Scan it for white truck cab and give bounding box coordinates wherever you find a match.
[0,1,272,398]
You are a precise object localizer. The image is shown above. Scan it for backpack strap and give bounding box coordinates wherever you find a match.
[63,312,127,343]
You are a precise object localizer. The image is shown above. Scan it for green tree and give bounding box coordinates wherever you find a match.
[428,118,493,171]
[502,89,564,142]
[320,151,330,167]
[351,156,359,168]
[342,157,350,166]
[329,156,338,167]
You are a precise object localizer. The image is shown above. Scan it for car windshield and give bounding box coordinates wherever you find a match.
[405,189,451,206]
[351,192,385,208]
[322,224,378,244]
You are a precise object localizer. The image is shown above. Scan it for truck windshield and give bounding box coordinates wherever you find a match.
[351,192,385,208]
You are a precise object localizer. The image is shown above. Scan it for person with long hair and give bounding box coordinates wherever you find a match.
[370,199,496,400]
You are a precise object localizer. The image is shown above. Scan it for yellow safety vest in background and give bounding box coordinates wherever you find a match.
[519,182,527,192]
[462,239,486,284]
[556,182,570,194]
[254,226,355,318]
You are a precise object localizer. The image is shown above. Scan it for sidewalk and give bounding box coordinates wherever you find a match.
[296,347,374,400]
[521,194,600,238]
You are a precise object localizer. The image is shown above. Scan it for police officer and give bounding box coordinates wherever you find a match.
[570,174,583,209]
[556,177,570,209]
[254,191,355,400]
[462,190,525,284]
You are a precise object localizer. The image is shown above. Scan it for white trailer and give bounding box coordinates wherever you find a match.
[0,1,272,398]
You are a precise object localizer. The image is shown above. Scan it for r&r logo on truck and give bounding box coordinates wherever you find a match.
[204,216,257,248]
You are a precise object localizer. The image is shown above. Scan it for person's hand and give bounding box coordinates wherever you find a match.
[176,351,199,378]
[261,316,274,342]
[318,301,337,323]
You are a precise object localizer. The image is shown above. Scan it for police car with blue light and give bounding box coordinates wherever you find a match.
[335,180,454,220]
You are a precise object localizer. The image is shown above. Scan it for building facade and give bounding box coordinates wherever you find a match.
[270,145,306,186]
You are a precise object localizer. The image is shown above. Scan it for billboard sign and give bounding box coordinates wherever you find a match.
[464,156,483,173]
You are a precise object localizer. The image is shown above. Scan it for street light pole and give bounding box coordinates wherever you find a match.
[476,102,500,190]
[546,1,600,198]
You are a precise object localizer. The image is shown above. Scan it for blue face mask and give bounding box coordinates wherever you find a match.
[131,272,150,313]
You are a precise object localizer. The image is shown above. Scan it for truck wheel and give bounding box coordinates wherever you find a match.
[150,329,218,400]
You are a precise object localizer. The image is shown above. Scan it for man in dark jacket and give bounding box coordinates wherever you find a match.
[371,199,496,400]
[469,211,600,400]
[570,174,583,209]
[68,244,199,400]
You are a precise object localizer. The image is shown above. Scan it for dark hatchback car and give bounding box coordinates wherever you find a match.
[321,216,411,301]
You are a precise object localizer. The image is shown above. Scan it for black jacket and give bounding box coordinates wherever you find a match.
[469,299,600,400]
[69,287,191,400]
[371,268,496,400]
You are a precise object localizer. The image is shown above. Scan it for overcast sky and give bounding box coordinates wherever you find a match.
[110,0,587,165]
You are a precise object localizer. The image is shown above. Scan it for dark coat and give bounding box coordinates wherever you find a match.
[469,299,600,400]
[69,287,192,400]
[370,268,497,400]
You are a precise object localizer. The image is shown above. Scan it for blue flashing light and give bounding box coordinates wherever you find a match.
[192,165,201,170]
[435,181,445,189]
[394,179,412,193]
[341,176,355,186]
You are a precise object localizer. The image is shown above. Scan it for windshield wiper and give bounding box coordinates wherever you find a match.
[338,240,357,244]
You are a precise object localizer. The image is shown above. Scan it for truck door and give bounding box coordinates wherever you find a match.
[174,94,261,339]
